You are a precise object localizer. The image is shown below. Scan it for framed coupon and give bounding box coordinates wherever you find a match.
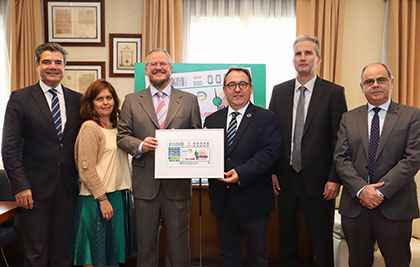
[155,129,224,179]
[44,0,105,46]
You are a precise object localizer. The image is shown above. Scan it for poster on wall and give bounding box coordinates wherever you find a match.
[134,63,266,184]
[134,63,266,123]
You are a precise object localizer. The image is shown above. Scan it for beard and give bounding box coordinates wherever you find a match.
[149,70,170,88]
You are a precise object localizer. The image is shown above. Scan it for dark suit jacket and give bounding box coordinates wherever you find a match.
[2,82,82,200]
[269,77,347,196]
[204,103,281,218]
[335,101,420,220]
[117,86,202,200]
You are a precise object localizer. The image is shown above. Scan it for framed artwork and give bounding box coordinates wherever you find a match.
[44,0,105,46]
[109,33,142,77]
[62,61,105,93]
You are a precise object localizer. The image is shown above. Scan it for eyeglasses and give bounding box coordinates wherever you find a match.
[362,77,390,87]
[225,81,250,90]
[147,61,169,68]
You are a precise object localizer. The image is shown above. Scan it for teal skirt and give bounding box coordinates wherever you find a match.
[73,190,137,267]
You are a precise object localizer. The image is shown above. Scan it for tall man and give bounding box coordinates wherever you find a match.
[269,35,347,266]
[204,67,281,267]
[117,48,201,267]
[2,43,82,266]
[334,63,420,267]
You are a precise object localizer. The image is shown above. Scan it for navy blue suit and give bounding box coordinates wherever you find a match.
[204,103,281,266]
[2,82,82,266]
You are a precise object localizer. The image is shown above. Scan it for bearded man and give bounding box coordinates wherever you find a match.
[117,48,202,267]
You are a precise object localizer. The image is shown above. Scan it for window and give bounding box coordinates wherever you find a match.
[183,0,296,184]
[183,0,296,107]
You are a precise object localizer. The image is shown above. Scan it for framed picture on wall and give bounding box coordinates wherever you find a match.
[44,0,105,46]
[62,61,105,93]
[109,33,142,77]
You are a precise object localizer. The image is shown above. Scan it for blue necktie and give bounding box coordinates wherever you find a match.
[49,89,63,140]
[227,112,240,148]
[368,107,381,183]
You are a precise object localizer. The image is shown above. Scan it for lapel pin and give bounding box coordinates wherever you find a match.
[247,113,251,118]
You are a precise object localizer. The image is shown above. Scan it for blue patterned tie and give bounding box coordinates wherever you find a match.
[227,112,240,148]
[49,89,63,140]
[368,107,381,183]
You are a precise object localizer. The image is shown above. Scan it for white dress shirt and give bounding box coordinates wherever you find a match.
[39,80,67,131]
[226,102,250,130]
[367,99,391,141]
[289,75,317,164]
[356,98,391,197]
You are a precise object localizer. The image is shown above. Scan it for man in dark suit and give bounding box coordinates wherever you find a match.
[117,48,201,267]
[334,63,420,267]
[2,43,82,266]
[204,67,281,267]
[269,35,347,266]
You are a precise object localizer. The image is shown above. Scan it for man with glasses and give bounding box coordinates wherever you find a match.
[334,62,420,267]
[269,35,347,266]
[204,67,281,266]
[117,48,201,267]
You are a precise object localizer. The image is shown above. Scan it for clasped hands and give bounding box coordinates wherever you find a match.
[359,182,385,209]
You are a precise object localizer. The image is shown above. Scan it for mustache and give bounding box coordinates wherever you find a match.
[152,70,166,75]
[370,87,384,92]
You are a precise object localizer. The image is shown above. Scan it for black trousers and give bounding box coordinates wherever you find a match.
[216,206,270,267]
[342,207,412,267]
[277,167,335,267]
[20,173,76,267]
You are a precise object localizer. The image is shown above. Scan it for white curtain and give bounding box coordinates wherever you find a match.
[183,0,296,106]
[0,0,10,166]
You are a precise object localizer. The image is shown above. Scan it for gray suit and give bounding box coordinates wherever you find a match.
[334,101,420,266]
[117,86,201,267]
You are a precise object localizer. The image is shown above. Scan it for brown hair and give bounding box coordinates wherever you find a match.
[35,43,68,64]
[80,79,120,128]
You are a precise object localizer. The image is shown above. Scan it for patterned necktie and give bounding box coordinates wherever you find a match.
[49,88,63,140]
[368,107,381,183]
[227,112,240,148]
[292,86,306,173]
[156,92,167,129]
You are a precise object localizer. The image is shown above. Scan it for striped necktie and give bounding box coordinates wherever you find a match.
[49,88,63,140]
[227,112,240,148]
[156,92,167,129]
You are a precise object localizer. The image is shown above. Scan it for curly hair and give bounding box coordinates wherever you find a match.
[80,79,120,128]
